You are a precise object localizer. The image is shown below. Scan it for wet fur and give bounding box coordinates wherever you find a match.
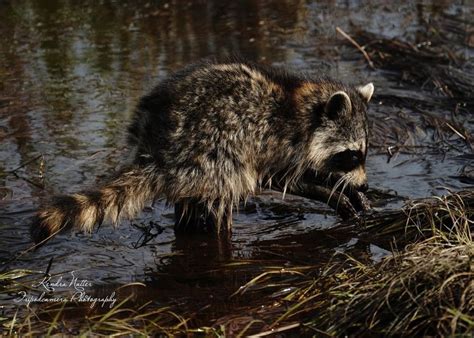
[31,58,371,244]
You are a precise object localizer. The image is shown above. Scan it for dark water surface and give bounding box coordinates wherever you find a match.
[0,0,472,330]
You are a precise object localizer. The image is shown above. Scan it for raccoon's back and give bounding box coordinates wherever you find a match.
[127,61,285,167]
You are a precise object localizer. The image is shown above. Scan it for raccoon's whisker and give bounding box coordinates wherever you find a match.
[282,162,304,190]
[328,174,347,203]
[337,178,350,209]
[328,179,342,202]
[340,174,350,196]
[325,173,333,188]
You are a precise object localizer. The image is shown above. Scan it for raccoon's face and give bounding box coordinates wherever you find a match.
[309,83,374,192]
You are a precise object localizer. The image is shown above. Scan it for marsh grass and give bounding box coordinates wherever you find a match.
[0,274,188,336]
[353,26,473,157]
[229,190,474,336]
[310,237,473,336]
[1,297,189,336]
[362,189,473,244]
[356,28,473,104]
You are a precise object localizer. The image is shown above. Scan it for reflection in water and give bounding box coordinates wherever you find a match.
[0,0,472,328]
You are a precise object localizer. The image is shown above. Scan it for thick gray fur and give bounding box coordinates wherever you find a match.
[31,58,373,243]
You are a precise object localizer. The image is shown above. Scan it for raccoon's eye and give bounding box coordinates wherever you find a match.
[330,150,363,172]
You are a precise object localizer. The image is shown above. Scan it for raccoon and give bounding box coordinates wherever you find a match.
[31,59,374,244]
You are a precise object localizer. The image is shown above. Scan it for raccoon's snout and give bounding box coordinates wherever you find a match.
[346,165,368,192]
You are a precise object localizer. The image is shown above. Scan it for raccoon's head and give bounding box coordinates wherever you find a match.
[308,82,374,192]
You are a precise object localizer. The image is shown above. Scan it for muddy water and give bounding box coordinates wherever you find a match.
[0,0,472,329]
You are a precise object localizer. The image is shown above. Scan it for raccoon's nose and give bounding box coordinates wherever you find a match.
[359,183,369,192]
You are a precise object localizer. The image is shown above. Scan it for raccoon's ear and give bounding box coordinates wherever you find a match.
[325,91,352,120]
[357,83,374,102]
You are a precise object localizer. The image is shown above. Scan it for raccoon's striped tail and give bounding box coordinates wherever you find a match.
[30,164,162,245]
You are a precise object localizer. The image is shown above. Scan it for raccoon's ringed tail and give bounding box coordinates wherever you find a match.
[30,164,162,244]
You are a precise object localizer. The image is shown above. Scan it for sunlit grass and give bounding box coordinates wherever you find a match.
[1,274,188,336]
[1,294,188,336]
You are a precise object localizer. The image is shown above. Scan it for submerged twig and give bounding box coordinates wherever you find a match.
[7,154,43,174]
[336,27,375,69]
[445,122,467,140]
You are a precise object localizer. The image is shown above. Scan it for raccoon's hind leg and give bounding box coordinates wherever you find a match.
[174,199,215,233]
[174,199,232,234]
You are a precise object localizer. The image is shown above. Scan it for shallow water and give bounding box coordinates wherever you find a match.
[0,0,472,329]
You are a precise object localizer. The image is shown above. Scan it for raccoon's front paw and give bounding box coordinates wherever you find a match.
[287,182,359,220]
[296,170,371,218]
[346,190,371,214]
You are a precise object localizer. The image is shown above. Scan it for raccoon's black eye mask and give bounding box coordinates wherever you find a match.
[330,149,364,172]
